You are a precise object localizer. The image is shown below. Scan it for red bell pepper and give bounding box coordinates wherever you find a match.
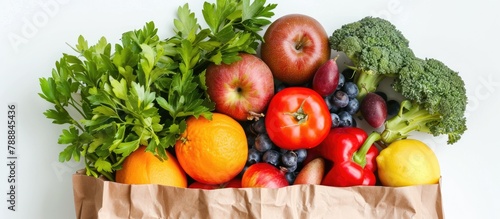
[313,127,380,187]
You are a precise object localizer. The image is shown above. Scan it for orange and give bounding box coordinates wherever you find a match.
[115,146,187,188]
[175,113,248,185]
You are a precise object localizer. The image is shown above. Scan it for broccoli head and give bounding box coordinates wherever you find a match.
[329,16,415,99]
[381,58,467,144]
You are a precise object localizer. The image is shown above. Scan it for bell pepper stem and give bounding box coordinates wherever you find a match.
[353,132,381,168]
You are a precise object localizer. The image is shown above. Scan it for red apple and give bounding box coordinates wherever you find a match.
[241,163,289,188]
[260,14,331,85]
[205,53,274,121]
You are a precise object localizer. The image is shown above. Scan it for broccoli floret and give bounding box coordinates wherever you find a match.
[381,58,467,144]
[329,16,415,99]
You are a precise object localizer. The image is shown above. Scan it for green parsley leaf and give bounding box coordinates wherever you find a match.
[40,0,276,181]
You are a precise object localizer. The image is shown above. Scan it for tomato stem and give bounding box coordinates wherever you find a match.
[283,95,310,125]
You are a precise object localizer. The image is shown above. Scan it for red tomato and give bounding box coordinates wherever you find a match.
[265,87,332,150]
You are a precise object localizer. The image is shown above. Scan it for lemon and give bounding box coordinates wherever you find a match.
[376,139,440,187]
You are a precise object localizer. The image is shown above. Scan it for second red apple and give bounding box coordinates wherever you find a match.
[205,53,274,121]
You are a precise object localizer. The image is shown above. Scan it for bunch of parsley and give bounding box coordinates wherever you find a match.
[39,0,277,180]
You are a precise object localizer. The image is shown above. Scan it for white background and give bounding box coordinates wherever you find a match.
[1,0,499,218]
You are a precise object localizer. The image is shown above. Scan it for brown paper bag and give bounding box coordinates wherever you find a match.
[73,172,443,219]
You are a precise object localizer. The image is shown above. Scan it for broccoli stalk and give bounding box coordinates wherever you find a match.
[355,69,388,98]
[381,58,467,145]
[329,16,415,100]
[381,100,442,144]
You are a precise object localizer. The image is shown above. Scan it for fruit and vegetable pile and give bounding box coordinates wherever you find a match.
[39,0,466,190]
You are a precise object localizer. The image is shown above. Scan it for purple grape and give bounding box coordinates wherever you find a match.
[312,59,340,97]
[360,92,388,128]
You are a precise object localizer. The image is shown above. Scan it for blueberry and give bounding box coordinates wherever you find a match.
[285,171,297,184]
[279,148,289,154]
[263,149,280,166]
[284,163,298,173]
[337,73,345,90]
[338,111,354,127]
[331,90,349,108]
[342,82,359,99]
[247,136,255,148]
[330,113,341,128]
[387,99,400,118]
[324,95,334,111]
[294,149,307,163]
[344,98,360,115]
[329,103,340,113]
[374,91,388,102]
[247,148,261,164]
[281,151,298,167]
[254,133,273,152]
[251,119,266,134]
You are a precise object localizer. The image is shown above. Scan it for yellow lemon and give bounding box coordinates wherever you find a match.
[376,139,440,187]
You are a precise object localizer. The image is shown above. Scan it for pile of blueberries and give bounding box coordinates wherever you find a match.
[324,69,360,128]
[241,119,308,184]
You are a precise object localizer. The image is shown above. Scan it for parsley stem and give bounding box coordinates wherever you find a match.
[99,171,114,181]
[68,100,87,119]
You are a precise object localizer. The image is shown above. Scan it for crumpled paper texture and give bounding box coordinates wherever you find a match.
[73,173,443,219]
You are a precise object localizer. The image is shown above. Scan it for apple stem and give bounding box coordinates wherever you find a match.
[247,111,265,121]
[295,36,306,51]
